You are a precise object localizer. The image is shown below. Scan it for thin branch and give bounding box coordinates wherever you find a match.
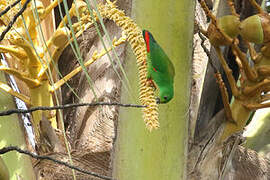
[0,0,31,42]
[198,31,218,73]
[0,102,146,116]
[0,146,114,180]
[0,0,21,18]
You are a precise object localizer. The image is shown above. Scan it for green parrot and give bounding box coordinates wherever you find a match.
[142,30,175,104]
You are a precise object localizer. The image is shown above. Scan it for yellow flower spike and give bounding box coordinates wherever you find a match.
[58,0,87,28]
[21,0,29,5]
[0,65,40,87]
[21,13,38,46]
[96,1,159,130]
[51,27,70,48]
[0,2,17,25]
[0,45,27,60]
[92,50,98,60]
[73,19,89,33]
[112,36,117,44]
[12,41,42,79]
[38,28,70,80]
[31,0,45,19]
[106,0,116,6]
[42,29,67,55]
[0,81,31,105]
[6,28,24,43]
[7,27,42,77]
[16,0,51,46]
[43,0,63,20]
[71,0,88,17]
[120,31,127,40]
[74,19,95,38]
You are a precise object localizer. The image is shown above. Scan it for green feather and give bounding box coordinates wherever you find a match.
[143,30,175,103]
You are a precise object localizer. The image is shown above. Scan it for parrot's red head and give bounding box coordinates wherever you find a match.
[142,30,156,53]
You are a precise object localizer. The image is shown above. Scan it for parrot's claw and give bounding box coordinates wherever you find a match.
[156,97,161,104]
[146,78,157,90]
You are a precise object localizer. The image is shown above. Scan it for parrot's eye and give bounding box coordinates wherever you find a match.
[164,96,168,100]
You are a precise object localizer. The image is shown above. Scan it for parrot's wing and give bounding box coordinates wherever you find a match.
[166,55,175,79]
[151,43,175,79]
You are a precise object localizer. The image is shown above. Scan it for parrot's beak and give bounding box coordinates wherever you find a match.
[156,97,161,104]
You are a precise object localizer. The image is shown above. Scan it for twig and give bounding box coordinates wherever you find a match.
[0,0,21,18]
[0,146,114,180]
[0,0,31,42]
[198,31,218,73]
[0,102,146,116]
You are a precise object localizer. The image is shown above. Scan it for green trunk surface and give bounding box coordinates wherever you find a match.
[113,1,195,179]
[0,72,35,180]
[0,156,9,180]
[244,109,270,155]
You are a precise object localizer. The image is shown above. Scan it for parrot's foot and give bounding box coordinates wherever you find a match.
[156,97,161,104]
[146,78,157,90]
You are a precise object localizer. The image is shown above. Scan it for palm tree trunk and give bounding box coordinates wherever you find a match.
[113,1,195,179]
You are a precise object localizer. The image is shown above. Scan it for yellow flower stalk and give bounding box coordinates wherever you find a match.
[97,0,159,130]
